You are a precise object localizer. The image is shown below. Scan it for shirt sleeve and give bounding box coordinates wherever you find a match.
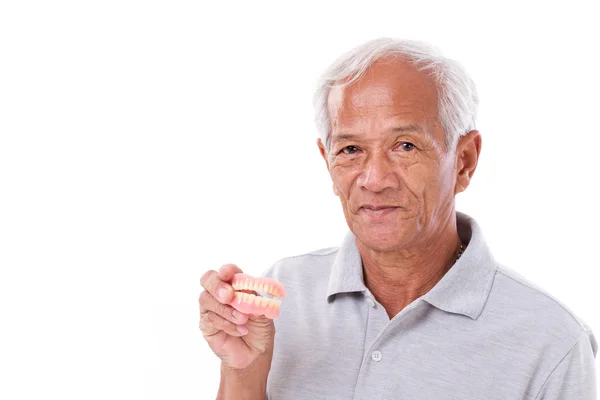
[534,332,597,399]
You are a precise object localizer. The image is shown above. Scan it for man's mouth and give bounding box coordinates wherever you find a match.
[359,205,400,218]
[361,205,398,211]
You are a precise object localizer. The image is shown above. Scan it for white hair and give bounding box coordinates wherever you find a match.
[314,38,478,153]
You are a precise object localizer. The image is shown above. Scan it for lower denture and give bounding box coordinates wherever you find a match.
[228,273,286,319]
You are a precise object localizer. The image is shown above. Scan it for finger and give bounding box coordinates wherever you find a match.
[217,263,243,281]
[200,310,248,338]
[199,290,249,325]
[200,269,234,303]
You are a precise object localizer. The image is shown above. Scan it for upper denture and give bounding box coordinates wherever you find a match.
[231,273,286,298]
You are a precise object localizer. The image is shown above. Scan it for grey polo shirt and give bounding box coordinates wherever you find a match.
[262,212,597,399]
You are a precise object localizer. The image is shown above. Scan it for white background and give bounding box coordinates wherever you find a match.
[1,1,599,399]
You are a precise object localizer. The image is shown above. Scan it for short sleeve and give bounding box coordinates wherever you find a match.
[534,331,597,399]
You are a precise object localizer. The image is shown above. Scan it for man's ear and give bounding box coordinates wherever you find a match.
[332,184,340,196]
[317,138,329,169]
[454,130,482,195]
[317,138,340,197]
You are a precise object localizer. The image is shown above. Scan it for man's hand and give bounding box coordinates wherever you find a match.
[199,264,276,370]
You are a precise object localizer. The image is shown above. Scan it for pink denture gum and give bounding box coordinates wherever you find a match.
[228,273,286,319]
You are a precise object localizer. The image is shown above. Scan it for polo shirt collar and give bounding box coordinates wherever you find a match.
[326,231,368,297]
[326,212,498,320]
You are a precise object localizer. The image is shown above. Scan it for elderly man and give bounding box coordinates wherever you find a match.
[199,38,597,399]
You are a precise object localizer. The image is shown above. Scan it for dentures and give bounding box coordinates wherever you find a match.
[228,273,285,319]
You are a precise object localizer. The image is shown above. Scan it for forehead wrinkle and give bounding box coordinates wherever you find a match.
[328,60,444,151]
[331,121,435,145]
[349,86,394,109]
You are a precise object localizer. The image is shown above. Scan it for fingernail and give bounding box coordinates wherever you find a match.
[218,288,227,300]
[236,325,248,335]
[232,310,243,320]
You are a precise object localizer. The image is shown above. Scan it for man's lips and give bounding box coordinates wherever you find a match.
[358,205,400,218]
[360,205,399,211]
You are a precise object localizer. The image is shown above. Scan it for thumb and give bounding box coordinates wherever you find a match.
[218,263,244,281]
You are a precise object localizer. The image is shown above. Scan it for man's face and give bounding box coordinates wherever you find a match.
[319,57,462,252]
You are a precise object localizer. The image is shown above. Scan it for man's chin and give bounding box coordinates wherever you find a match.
[353,226,412,252]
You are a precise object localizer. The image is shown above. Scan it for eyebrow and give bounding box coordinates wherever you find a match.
[332,124,426,142]
[392,124,423,133]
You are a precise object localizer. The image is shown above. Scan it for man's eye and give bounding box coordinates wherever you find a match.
[399,142,415,151]
[340,146,359,155]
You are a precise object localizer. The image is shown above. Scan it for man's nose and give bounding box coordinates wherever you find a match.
[357,152,397,193]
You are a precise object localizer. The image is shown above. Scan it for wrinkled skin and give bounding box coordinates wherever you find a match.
[318,56,481,316]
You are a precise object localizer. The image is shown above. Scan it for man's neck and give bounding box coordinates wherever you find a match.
[357,219,462,319]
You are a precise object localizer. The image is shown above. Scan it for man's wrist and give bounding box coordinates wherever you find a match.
[217,351,273,400]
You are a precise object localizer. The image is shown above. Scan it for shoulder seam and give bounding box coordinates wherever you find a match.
[532,332,589,400]
[273,247,339,264]
[495,268,588,333]
[261,247,339,277]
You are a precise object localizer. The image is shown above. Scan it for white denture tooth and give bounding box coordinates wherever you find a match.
[258,282,265,293]
[273,300,281,309]
[254,296,262,305]
[235,292,242,304]
[244,279,251,290]
[266,284,273,295]
[243,293,250,303]
[261,297,270,306]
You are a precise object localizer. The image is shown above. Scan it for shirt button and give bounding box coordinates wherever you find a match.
[366,297,375,307]
[371,350,382,362]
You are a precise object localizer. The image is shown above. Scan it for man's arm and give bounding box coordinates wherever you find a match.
[217,347,273,400]
[534,332,597,399]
